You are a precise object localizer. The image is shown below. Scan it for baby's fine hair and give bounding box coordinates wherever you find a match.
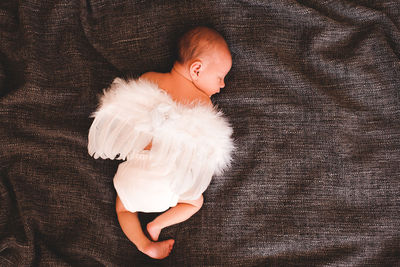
[176,26,227,64]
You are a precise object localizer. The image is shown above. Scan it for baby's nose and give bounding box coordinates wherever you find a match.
[220,80,225,88]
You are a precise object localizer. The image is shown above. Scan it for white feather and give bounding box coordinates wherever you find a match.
[88,78,234,200]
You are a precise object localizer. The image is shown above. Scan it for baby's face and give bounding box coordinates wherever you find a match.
[195,47,232,96]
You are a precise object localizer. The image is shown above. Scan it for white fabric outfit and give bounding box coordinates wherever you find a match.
[88,78,234,212]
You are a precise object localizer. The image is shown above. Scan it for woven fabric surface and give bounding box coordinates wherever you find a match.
[1,0,399,266]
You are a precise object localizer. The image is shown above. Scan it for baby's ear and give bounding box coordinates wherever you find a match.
[189,60,202,80]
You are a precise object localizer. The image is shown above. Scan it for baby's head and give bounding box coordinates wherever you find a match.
[175,27,232,96]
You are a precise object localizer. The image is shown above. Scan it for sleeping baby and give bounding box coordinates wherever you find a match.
[88,26,234,259]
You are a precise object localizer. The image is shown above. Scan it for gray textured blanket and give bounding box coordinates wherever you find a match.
[1,1,399,266]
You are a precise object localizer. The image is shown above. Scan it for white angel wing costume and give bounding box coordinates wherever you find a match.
[88,78,234,212]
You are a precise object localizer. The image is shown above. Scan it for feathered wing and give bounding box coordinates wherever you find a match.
[88,78,174,160]
[168,105,235,200]
[88,77,234,201]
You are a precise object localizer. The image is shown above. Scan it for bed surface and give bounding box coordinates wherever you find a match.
[1,1,399,266]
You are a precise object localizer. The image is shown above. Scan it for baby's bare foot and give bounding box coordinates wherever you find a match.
[147,221,161,241]
[140,239,175,260]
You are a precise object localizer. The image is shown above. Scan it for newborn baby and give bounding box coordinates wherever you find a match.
[88,26,233,259]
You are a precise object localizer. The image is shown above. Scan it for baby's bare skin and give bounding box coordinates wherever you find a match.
[115,28,232,260]
[141,70,211,106]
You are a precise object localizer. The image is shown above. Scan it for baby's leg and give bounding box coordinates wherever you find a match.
[115,196,174,259]
[147,195,203,241]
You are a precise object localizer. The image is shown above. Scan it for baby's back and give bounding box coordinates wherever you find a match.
[140,72,212,106]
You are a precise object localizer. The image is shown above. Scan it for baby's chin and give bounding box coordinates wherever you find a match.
[213,87,221,94]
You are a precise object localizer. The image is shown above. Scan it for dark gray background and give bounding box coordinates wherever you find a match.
[1,0,399,266]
